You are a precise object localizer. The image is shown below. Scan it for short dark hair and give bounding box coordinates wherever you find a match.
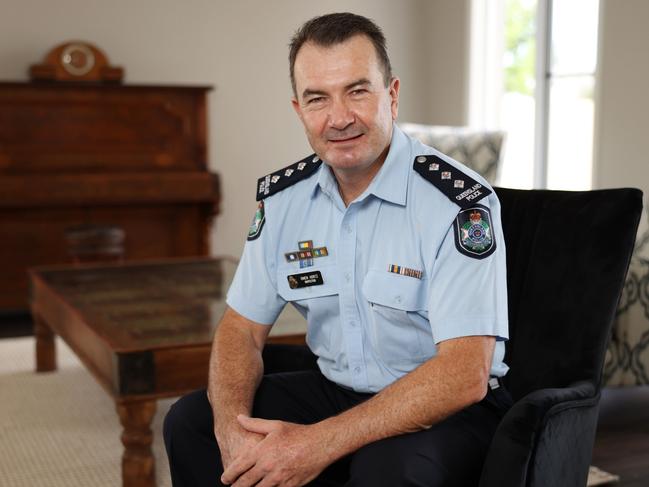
[288,12,393,96]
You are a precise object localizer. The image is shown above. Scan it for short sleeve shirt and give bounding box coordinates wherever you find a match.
[227,125,509,393]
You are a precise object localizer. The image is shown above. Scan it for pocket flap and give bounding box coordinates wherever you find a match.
[362,270,428,311]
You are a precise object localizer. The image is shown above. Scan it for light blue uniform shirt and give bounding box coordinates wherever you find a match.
[227,125,509,393]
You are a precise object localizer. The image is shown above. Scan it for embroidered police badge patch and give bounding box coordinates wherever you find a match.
[453,204,496,259]
[247,201,265,241]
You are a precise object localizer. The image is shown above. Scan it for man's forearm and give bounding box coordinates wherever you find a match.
[313,336,494,463]
[207,313,265,439]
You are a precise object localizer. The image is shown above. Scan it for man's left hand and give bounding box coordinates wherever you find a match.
[220,415,332,487]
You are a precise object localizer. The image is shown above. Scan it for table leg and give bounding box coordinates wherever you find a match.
[33,311,56,372]
[117,400,157,487]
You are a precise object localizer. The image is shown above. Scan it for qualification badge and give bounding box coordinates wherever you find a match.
[247,201,265,241]
[453,204,496,259]
[284,240,328,268]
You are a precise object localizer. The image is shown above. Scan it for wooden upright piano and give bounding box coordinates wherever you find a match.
[0,81,220,312]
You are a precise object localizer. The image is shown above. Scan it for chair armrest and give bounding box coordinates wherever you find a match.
[479,381,600,487]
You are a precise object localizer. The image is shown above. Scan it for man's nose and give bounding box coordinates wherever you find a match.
[327,98,354,130]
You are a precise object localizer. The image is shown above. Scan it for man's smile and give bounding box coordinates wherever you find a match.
[328,133,364,143]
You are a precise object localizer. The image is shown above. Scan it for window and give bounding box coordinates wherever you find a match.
[470,0,600,190]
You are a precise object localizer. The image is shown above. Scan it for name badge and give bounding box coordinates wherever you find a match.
[287,271,323,289]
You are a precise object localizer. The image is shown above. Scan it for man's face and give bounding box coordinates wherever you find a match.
[291,35,400,174]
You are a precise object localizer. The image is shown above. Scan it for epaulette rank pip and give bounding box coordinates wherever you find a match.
[256,154,323,201]
[413,154,491,209]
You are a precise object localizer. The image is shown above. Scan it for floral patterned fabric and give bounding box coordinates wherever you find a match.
[604,205,649,386]
[399,123,505,184]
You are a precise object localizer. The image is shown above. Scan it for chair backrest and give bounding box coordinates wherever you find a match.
[495,187,642,401]
[400,123,505,184]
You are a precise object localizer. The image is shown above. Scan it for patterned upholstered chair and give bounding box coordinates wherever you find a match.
[399,122,505,184]
[604,207,649,386]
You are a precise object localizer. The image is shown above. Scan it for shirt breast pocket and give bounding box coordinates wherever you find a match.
[277,265,339,356]
[362,270,433,369]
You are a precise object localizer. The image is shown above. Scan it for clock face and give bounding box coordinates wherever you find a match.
[60,43,95,76]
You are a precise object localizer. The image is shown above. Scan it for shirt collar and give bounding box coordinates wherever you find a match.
[309,123,411,207]
[363,124,410,206]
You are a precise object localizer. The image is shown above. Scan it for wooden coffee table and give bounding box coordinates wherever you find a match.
[29,257,306,487]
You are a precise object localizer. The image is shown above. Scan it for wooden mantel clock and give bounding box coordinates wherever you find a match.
[29,41,124,82]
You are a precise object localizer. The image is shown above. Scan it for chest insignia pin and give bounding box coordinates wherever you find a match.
[388,264,423,280]
[285,240,329,268]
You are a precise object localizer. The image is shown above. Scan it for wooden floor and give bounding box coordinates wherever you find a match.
[592,386,649,487]
[2,312,648,486]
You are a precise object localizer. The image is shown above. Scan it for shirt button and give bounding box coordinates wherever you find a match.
[354,366,361,374]
[345,272,351,282]
[349,320,357,327]
[395,295,403,304]
[344,224,352,234]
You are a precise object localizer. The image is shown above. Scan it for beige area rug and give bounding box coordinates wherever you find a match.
[588,466,620,486]
[0,337,620,486]
[0,337,174,486]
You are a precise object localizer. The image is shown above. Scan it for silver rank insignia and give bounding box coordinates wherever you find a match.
[256,154,323,201]
[412,154,492,209]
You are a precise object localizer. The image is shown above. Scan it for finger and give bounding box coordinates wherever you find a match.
[231,465,266,487]
[237,415,279,435]
[254,475,280,487]
[221,454,256,485]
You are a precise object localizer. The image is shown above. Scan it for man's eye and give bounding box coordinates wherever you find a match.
[307,97,324,104]
[350,89,367,96]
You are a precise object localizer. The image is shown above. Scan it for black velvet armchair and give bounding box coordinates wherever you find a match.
[263,187,643,487]
[478,187,642,487]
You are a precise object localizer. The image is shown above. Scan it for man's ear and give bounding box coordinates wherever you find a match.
[389,77,400,120]
[291,97,303,121]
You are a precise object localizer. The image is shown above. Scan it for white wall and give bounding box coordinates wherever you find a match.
[0,0,469,258]
[421,0,471,126]
[594,0,649,198]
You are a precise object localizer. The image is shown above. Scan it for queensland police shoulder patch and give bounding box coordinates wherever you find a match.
[247,201,265,241]
[453,204,496,259]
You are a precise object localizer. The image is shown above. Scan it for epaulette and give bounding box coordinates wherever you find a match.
[256,154,323,201]
[412,154,492,209]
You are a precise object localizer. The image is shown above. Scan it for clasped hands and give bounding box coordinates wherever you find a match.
[220,415,331,487]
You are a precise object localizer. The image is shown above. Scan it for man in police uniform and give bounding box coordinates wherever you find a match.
[164,12,511,487]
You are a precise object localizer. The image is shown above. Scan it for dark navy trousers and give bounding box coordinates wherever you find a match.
[163,370,512,487]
